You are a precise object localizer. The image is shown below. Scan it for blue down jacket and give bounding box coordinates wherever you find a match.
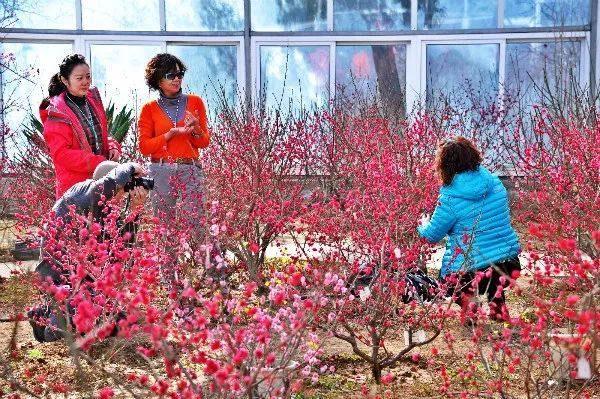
[417,166,520,277]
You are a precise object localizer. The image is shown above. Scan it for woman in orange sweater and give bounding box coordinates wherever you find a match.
[139,53,210,233]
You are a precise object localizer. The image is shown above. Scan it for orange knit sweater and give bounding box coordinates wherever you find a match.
[138,94,210,159]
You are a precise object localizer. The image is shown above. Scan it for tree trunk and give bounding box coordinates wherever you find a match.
[371,45,405,116]
[372,364,382,384]
[425,0,437,28]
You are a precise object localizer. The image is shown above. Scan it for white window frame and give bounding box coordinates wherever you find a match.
[420,38,504,109]
[415,31,588,113]
[252,38,334,107]
[84,36,245,100]
[253,36,412,112]
[333,40,411,112]
[504,35,590,87]
[1,29,591,117]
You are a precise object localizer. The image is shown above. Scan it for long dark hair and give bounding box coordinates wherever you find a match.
[47,54,88,98]
[435,136,482,186]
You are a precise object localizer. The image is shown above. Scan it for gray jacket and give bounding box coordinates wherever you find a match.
[53,163,136,223]
[38,163,139,284]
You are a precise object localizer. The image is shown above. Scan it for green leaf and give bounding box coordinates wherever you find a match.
[106,101,133,144]
[26,348,44,360]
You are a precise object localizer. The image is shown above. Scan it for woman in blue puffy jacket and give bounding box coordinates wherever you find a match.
[417,137,521,322]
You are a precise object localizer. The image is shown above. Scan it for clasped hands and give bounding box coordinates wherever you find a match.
[166,110,202,140]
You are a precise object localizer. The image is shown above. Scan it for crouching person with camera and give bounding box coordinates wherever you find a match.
[28,161,151,343]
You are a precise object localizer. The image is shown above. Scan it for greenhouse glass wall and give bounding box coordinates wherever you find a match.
[0,0,598,136]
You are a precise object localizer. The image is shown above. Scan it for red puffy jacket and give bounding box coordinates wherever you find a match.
[40,87,121,198]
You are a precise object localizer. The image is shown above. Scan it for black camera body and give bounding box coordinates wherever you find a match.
[123,176,154,192]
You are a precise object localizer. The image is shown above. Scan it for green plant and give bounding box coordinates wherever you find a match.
[23,101,133,150]
[105,101,133,144]
[25,349,44,360]
[19,112,52,170]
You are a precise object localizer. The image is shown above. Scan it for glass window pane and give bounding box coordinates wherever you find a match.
[334,0,410,31]
[505,41,581,107]
[418,0,498,29]
[252,0,327,31]
[83,0,160,31]
[260,45,330,113]
[167,45,238,117]
[0,42,73,143]
[5,0,76,29]
[90,44,161,112]
[335,45,406,112]
[165,0,244,31]
[504,0,589,27]
[426,44,499,107]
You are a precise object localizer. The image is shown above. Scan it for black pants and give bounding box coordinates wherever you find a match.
[444,257,521,313]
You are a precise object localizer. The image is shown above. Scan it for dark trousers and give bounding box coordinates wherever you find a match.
[445,257,521,317]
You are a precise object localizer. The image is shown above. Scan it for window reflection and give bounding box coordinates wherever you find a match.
[260,45,330,113]
[165,0,243,31]
[90,44,161,111]
[335,45,406,113]
[6,0,76,29]
[504,0,589,27]
[167,45,238,116]
[426,44,499,107]
[334,0,410,31]
[505,41,581,107]
[252,0,327,31]
[418,0,497,29]
[83,0,160,31]
[0,42,72,142]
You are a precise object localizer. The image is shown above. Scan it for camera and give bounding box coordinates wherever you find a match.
[123,176,154,192]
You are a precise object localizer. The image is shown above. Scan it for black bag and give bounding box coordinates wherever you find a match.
[349,266,439,304]
[401,270,439,304]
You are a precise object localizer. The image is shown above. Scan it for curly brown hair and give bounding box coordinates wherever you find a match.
[435,136,482,186]
[144,53,187,91]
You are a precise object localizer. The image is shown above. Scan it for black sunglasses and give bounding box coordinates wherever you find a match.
[164,71,185,80]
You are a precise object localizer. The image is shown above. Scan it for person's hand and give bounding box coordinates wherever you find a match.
[108,148,121,161]
[165,126,193,141]
[184,110,200,129]
[129,185,149,209]
[419,213,431,226]
[130,162,147,177]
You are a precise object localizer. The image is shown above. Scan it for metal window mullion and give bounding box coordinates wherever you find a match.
[244,0,252,107]
[591,0,598,100]
[0,61,5,158]
[75,0,82,30]
[159,0,166,31]
[237,39,246,102]
[84,40,91,68]
[4,26,591,38]
[406,37,422,115]
[74,36,84,55]
[411,0,418,30]
[329,42,335,103]
[498,38,506,113]
[63,30,586,43]
[252,39,259,106]
[327,0,334,31]
[498,0,504,28]
[581,33,591,87]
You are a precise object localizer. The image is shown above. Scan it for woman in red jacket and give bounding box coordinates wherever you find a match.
[40,54,121,198]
